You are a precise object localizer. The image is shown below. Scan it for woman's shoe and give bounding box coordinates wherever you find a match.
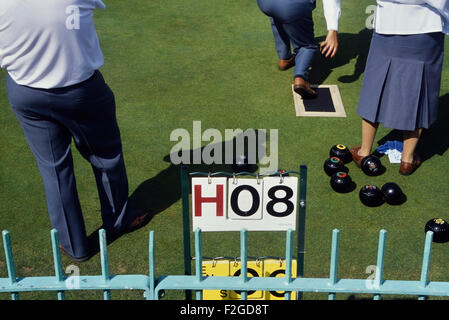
[349,146,364,168]
[399,154,422,175]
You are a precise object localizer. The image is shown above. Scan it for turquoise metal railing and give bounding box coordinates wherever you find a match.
[153,228,449,300]
[2,227,448,300]
[0,229,155,300]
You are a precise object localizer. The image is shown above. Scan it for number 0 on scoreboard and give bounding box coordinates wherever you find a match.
[191,176,298,231]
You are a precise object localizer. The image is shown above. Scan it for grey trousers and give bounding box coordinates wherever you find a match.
[6,71,135,258]
[257,0,318,80]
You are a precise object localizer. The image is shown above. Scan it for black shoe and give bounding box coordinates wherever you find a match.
[103,211,153,239]
[59,244,95,263]
[122,211,153,234]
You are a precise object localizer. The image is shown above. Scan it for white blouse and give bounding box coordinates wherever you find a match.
[0,0,106,89]
[375,0,449,35]
[323,0,342,31]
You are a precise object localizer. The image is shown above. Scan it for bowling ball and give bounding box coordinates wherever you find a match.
[330,172,353,193]
[381,182,405,205]
[425,218,449,243]
[329,144,352,164]
[359,185,384,207]
[323,157,348,176]
[361,155,383,176]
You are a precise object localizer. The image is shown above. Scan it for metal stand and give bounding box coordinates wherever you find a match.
[180,165,308,300]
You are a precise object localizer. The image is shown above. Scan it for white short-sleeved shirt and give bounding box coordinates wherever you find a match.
[0,0,106,89]
[375,0,449,35]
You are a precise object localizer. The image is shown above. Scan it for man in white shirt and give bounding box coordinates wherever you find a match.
[0,0,150,262]
[257,0,341,99]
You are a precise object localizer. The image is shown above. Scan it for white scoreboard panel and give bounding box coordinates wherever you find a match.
[192,176,298,231]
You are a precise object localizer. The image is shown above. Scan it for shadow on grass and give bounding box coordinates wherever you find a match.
[129,133,262,215]
[309,28,372,85]
[376,94,449,163]
[85,132,262,253]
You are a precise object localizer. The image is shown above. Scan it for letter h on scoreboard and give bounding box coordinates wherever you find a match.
[194,184,224,217]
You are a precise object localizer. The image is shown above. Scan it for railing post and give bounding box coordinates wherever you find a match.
[148,230,155,300]
[240,229,248,300]
[328,229,340,300]
[99,229,111,300]
[373,230,387,300]
[284,229,294,300]
[194,228,203,300]
[181,165,192,300]
[418,231,433,300]
[51,229,65,300]
[2,230,19,300]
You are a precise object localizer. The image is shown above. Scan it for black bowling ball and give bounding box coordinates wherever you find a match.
[361,155,383,176]
[323,157,348,176]
[329,144,352,164]
[381,182,406,205]
[425,218,449,243]
[359,185,385,207]
[330,172,352,193]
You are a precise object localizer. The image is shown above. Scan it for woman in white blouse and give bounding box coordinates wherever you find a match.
[351,0,448,175]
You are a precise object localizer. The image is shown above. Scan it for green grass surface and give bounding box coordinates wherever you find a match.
[0,0,448,300]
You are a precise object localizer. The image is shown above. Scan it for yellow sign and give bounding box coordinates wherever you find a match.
[202,259,297,300]
[229,260,263,300]
[202,260,231,300]
[262,259,297,300]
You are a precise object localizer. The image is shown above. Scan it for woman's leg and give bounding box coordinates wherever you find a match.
[399,128,423,175]
[350,119,378,167]
[402,128,422,163]
[359,119,379,156]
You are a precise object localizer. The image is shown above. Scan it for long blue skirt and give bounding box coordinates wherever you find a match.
[357,32,445,131]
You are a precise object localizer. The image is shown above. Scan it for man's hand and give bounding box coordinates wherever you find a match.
[320,30,339,59]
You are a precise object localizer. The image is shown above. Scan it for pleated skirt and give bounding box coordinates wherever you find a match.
[357,32,445,131]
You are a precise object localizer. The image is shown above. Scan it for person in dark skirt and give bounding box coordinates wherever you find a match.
[351,0,449,175]
[257,0,341,99]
